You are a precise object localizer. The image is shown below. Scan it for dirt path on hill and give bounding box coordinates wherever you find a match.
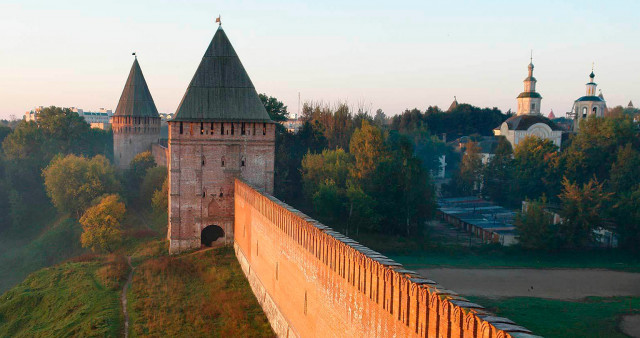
[416,268,640,299]
[121,256,135,338]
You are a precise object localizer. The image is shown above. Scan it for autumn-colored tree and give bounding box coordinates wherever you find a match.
[453,140,483,195]
[152,177,168,214]
[346,182,378,236]
[43,154,120,217]
[79,194,126,253]
[349,120,388,182]
[558,177,611,248]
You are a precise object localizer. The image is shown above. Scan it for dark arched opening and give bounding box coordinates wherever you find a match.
[201,225,224,247]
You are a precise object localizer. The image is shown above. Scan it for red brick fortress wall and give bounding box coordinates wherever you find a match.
[234,180,538,338]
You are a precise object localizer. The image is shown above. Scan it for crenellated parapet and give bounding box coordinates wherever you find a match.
[234,179,539,338]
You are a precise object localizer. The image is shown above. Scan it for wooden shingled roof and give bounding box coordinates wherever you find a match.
[172,27,271,122]
[114,58,160,118]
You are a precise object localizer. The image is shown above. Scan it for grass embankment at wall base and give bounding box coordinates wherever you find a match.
[468,296,640,338]
[390,245,640,272]
[127,244,273,337]
[0,215,85,293]
[0,257,124,337]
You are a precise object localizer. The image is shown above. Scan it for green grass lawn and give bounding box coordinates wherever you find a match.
[468,296,640,338]
[389,245,640,271]
[0,259,123,337]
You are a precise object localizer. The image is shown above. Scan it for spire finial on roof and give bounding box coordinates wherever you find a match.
[530,50,533,64]
[216,15,221,26]
[132,52,136,59]
[590,62,595,79]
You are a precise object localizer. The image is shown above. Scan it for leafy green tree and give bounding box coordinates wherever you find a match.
[408,126,447,174]
[43,154,120,217]
[79,194,126,253]
[346,183,378,236]
[259,94,289,122]
[373,109,387,128]
[562,116,638,185]
[140,166,167,208]
[515,197,559,250]
[0,125,11,144]
[609,143,640,193]
[301,148,352,201]
[611,185,640,251]
[558,177,611,248]
[312,180,345,226]
[512,136,559,202]
[482,137,514,205]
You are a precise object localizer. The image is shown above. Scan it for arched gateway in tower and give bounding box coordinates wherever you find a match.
[112,57,161,169]
[167,26,275,254]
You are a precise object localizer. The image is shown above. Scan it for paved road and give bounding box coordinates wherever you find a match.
[417,268,640,299]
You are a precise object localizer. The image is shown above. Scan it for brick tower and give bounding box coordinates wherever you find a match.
[167,26,275,254]
[112,56,161,169]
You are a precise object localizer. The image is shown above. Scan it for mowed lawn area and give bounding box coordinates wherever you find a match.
[467,296,640,338]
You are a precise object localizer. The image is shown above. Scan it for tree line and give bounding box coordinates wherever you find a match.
[0,107,166,253]
[266,97,509,239]
[447,113,640,252]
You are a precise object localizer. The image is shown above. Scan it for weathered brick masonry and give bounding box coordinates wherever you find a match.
[234,180,538,338]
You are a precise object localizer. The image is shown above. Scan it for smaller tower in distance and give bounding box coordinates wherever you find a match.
[112,55,161,169]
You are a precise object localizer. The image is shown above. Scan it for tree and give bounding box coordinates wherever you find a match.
[515,197,558,250]
[611,185,640,252]
[558,177,610,248]
[79,194,126,253]
[140,166,167,208]
[128,152,156,184]
[349,120,388,182]
[259,94,288,122]
[301,148,352,201]
[0,125,11,144]
[609,143,640,194]
[453,141,483,195]
[512,136,559,202]
[373,109,388,128]
[43,154,120,217]
[312,181,345,227]
[152,177,168,214]
[346,183,379,236]
[482,137,514,205]
[562,116,638,185]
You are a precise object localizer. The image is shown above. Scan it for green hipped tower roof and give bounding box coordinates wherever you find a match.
[172,26,271,122]
[114,58,160,117]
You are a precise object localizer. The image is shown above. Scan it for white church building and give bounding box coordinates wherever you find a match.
[494,60,563,149]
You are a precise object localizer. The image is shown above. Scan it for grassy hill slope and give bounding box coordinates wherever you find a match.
[0,235,273,337]
[0,215,85,293]
[0,258,123,337]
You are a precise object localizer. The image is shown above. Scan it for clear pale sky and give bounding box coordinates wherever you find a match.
[0,0,638,120]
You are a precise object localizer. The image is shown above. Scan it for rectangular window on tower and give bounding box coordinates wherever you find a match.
[179,122,183,134]
[200,122,204,135]
[210,122,214,134]
[262,123,266,135]
[241,122,245,135]
[221,123,225,135]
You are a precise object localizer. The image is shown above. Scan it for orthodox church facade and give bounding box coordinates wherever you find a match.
[494,60,563,149]
[570,70,606,131]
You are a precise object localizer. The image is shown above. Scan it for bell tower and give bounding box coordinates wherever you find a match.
[167,25,275,254]
[516,56,542,116]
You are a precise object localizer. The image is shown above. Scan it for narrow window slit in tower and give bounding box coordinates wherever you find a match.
[262,123,266,135]
[231,123,234,135]
[221,123,225,135]
[200,122,204,135]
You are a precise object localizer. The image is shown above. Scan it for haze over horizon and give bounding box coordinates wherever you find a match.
[1,0,638,120]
